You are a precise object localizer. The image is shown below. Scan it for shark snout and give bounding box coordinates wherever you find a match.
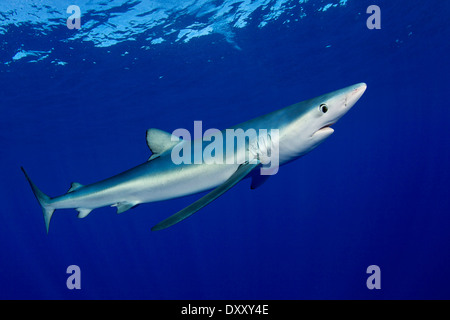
[314,83,367,137]
[345,83,367,108]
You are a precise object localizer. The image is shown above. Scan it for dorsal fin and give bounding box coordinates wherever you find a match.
[68,182,84,193]
[146,128,181,161]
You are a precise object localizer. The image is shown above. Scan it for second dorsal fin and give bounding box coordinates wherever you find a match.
[68,182,84,193]
[146,128,181,161]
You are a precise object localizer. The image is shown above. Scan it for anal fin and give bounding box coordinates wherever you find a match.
[77,208,92,218]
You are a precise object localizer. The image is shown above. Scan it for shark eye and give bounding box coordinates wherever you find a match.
[319,104,328,113]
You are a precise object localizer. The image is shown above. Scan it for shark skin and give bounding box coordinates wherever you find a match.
[22,83,367,233]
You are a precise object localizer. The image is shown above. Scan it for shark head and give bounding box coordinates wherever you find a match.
[279,83,367,163]
[311,82,367,141]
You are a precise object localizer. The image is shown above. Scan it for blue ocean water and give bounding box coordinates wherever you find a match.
[0,0,449,300]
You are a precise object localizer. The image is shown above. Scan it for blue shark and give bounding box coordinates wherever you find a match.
[22,83,366,233]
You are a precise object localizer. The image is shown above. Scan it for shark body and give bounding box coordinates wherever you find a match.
[22,83,366,233]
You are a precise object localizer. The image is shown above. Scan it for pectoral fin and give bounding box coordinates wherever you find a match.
[151,161,259,231]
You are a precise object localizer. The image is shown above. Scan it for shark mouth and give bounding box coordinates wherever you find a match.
[313,123,335,136]
[320,123,334,130]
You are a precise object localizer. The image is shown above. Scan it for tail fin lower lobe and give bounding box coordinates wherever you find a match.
[21,167,54,234]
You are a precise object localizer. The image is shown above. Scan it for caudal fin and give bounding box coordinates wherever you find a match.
[21,167,55,234]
